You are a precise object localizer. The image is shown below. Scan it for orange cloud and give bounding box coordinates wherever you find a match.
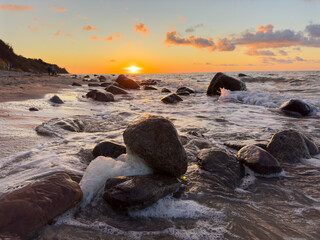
[83,25,98,31]
[55,30,62,36]
[52,5,67,12]
[178,16,186,22]
[33,17,39,21]
[104,36,113,41]
[114,33,122,38]
[27,24,49,32]
[91,36,100,40]
[0,4,35,11]
[216,38,235,51]
[134,23,149,36]
[257,23,274,33]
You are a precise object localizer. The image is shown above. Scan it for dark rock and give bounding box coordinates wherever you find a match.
[143,86,157,90]
[86,90,114,102]
[238,73,247,77]
[49,95,64,104]
[29,107,39,111]
[237,145,282,175]
[177,87,195,94]
[72,74,77,78]
[115,74,140,89]
[186,131,204,138]
[224,140,269,150]
[279,99,313,117]
[161,94,183,104]
[207,72,247,95]
[106,85,129,95]
[92,141,126,159]
[103,174,181,211]
[0,173,82,238]
[138,79,159,86]
[267,130,311,163]
[88,83,101,87]
[161,88,171,93]
[100,82,112,87]
[177,91,190,96]
[54,118,85,132]
[301,135,319,156]
[123,115,188,177]
[72,82,82,86]
[84,75,90,78]
[98,75,107,82]
[197,148,244,189]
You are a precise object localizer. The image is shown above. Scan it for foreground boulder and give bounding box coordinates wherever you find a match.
[279,99,313,117]
[86,90,114,102]
[50,95,64,104]
[105,85,129,95]
[123,116,187,177]
[237,145,282,175]
[115,74,139,89]
[0,173,82,238]
[207,72,247,95]
[266,130,311,163]
[103,174,181,211]
[92,141,126,159]
[197,148,244,189]
[161,93,183,104]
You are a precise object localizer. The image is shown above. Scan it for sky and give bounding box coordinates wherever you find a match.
[1,0,320,74]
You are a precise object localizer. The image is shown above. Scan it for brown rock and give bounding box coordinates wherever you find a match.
[115,75,140,89]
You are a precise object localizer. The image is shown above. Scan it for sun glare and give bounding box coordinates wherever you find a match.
[124,66,142,74]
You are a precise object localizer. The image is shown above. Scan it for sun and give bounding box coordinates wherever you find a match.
[124,66,142,74]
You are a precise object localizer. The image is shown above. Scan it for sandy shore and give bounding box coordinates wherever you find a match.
[0,71,79,102]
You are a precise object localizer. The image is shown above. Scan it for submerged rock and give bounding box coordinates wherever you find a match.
[0,173,82,238]
[301,134,319,156]
[279,99,312,117]
[92,141,126,159]
[49,95,64,104]
[176,91,190,96]
[29,107,39,111]
[161,88,171,93]
[115,75,139,89]
[105,85,129,95]
[207,72,247,95]
[103,174,181,211]
[54,118,85,132]
[267,130,311,163]
[123,115,188,177]
[72,82,82,86]
[88,83,101,87]
[86,90,114,102]
[139,79,159,86]
[237,145,282,175]
[143,86,157,90]
[161,93,183,104]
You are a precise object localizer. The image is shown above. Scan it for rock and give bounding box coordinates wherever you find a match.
[207,72,247,95]
[123,115,188,177]
[103,174,181,211]
[138,79,159,86]
[279,99,313,117]
[301,135,319,156]
[177,87,195,94]
[161,88,171,93]
[72,82,82,86]
[143,86,157,90]
[100,82,112,87]
[92,141,126,159]
[29,107,39,111]
[161,94,183,104]
[86,90,114,102]
[238,73,247,77]
[237,145,282,175]
[115,74,140,89]
[106,85,129,95]
[197,148,244,189]
[72,74,77,78]
[54,118,85,132]
[176,91,190,96]
[224,140,269,150]
[0,173,82,238]
[88,83,101,87]
[49,95,64,104]
[98,75,107,82]
[84,75,90,79]
[266,130,311,163]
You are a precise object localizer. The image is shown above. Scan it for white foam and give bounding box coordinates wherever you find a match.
[301,157,320,168]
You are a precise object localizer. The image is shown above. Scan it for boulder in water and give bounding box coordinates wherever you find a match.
[237,145,282,175]
[238,73,247,77]
[224,139,269,150]
[177,87,195,94]
[143,86,157,90]
[86,90,114,102]
[98,75,107,82]
[72,82,82,86]
[115,75,140,89]
[123,115,188,177]
[279,99,312,117]
[50,95,64,104]
[161,93,183,104]
[161,88,171,93]
[92,141,126,159]
[138,79,159,86]
[103,174,181,211]
[105,85,129,95]
[207,72,247,95]
[29,107,39,111]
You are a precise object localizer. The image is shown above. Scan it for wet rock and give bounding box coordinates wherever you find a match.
[207,72,247,95]
[161,94,183,104]
[177,87,195,94]
[88,83,101,87]
[176,91,190,96]
[224,140,269,150]
[29,107,39,111]
[54,118,85,132]
[267,130,311,163]
[49,95,64,104]
[123,115,188,177]
[197,148,244,189]
[237,145,282,175]
[86,90,114,102]
[72,82,82,86]
[143,86,157,90]
[238,73,247,77]
[186,131,204,138]
[115,74,139,89]
[301,135,319,156]
[100,82,112,87]
[106,85,129,95]
[103,174,181,211]
[83,75,90,79]
[161,88,171,93]
[138,79,159,86]
[92,141,126,159]
[186,139,212,150]
[0,173,82,238]
[98,75,107,82]
[279,99,312,117]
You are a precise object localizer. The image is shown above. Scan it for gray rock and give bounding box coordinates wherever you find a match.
[123,115,188,177]
[237,145,282,175]
[207,72,247,95]
[54,118,85,132]
[98,75,107,82]
[92,141,126,159]
[103,174,181,211]
[50,95,64,104]
[116,75,140,89]
[280,99,313,117]
[161,94,183,104]
[301,135,319,156]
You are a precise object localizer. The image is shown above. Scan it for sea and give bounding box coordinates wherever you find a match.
[0,71,320,239]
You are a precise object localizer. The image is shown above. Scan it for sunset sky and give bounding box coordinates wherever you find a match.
[1,0,320,74]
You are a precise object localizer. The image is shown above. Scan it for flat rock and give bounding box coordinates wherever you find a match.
[92,141,126,159]
[50,95,64,104]
[123,115,188,177]
[115,75,139,89]
[280,99,313,117]
[161,94,183,104]
[237,145,282,175]
[207,72,247,95]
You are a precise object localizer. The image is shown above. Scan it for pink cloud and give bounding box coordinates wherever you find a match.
[0,4,35,11]
[55,30,62,36]
[114,33,122,38]
[134,23,149,36]
[83,25,98,31]
[178,16,186,23]
[104,36,113,41]
[52,5,67,12]
[257,23,274,33]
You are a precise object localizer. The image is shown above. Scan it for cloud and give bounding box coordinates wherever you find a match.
[55,30,62,36]
[0,4,35,11]
[104,36,113,41]
[263,57,294,64]
[27,24,49,32]
[91,36,99,40]
[278,50,288,56]
[256,23,274,33]
[216,38,235,51]
[295,56,305,61]
[77,14,88,20]
[305,23,320,37]
[33,17,39,21]
[107,59,116,62]
[178,16,186,22]
[134,23,149,36]
[114,33,121,38]
[185,24,203,33]
[246,48,275,56]
[83,25,98,31]
[52,5,66,12]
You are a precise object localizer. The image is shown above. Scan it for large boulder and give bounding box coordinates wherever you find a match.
[115,75,140,89]
[92,141,126,159]
[0,173,82,238]
[86,90,114,102]
[197,148,244,189]
[105,85,129,95]
[279,99,313,117]
[49,95,64,104]
[266,130,311,163]
[161,94,183,104]
[207,72,247,95]
[237,145,282,175]
[103,174,181,211]
[123,116,188,177]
